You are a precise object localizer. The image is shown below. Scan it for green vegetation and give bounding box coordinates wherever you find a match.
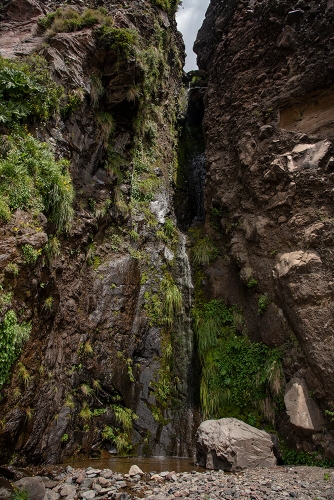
[150,0,181,15]
[0,55,63,125]
[43,296,54,312]
[95,26,138,59]
[44,235,61,263]
[22,244,40,266]
[257,294,271,315]
[0,311,31,392]
[280,442,334,467]
[11,488,28,500]
[5,262,19,276]
[193,299,283,423]
[101,405,138,455]
[192,236,219,266]
[0,132,74,231]
[61,433,69,442]
[162,275,182,326]
[39,7,113,35]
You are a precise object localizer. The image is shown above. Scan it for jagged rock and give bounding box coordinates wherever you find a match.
[196,418,276,471]
[284,377,324,432]
[14,476,46,500]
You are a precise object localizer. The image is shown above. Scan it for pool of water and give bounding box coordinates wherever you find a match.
[64,456,204,475]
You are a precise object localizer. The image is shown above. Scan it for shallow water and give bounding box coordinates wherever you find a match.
[64,456,204,474]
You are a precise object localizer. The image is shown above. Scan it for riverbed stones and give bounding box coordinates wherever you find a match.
[196,418,276,470]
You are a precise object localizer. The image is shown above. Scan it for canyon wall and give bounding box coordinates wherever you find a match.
[0,0,196,465]
[195,0,334,457]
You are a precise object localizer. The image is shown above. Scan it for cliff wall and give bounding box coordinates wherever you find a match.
[0,0,193,465]
[194,0,334,457]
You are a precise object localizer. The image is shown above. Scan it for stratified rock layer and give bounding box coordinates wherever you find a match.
[195,0,334,455]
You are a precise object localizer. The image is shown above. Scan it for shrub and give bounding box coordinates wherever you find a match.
[95,26,138,59]
[258,294,271,315]
[39,7,113,35]
[194,299,283,421]
[192,237,219,266]
[22,244,40,265]
[0,132,74,231]
[0,55,63,125]
[0,310,31,391]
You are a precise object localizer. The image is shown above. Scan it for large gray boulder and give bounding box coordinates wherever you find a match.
[14,476,45,500]
[196,418,276,471]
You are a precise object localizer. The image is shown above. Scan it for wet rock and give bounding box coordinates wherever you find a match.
[196,418,276,471]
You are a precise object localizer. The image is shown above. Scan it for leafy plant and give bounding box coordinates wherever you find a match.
[193,299,283,421]
[22,244,40,266]
[61,433,69,442]
[0,312,31,391]
[0,55,63,125]
[0,132,74,231]
[95,26,138,59]
[11,487,28,500]
[257,294,271,315]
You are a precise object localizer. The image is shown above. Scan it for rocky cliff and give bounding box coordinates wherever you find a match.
[0,0,195,465]
[194,0,334,458]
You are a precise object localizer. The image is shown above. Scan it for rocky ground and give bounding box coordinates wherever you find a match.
[2,465,334,500]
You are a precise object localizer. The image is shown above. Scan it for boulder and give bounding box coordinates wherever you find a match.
[128,465,144,476]
[196,418,276,471]
[14,476,45,500]
[284,377,324,432]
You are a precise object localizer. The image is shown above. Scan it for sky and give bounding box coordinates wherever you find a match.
[176,0,210,72]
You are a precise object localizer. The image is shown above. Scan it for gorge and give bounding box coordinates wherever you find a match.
[0,0,334,470]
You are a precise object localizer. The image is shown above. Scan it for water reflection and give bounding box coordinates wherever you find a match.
[64,456,204,474]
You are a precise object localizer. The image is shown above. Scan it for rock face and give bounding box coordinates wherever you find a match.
[194,0,334,456]
[0,0,196,465]
[284,377,324,432]
[196,418,276,471]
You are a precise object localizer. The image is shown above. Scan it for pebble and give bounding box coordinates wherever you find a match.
[15,464,333,500]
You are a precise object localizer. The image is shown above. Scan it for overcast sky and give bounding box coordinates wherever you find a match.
[176,0,210,72]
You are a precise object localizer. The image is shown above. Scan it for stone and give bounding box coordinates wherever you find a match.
[81,491,96,499]
[284,377,324,432]
[14,477,46,500]
[60,485,77,497]
[0,488,11,500]
[196,418,276,471]
[128,465,144,476]
[44,491,60,500]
